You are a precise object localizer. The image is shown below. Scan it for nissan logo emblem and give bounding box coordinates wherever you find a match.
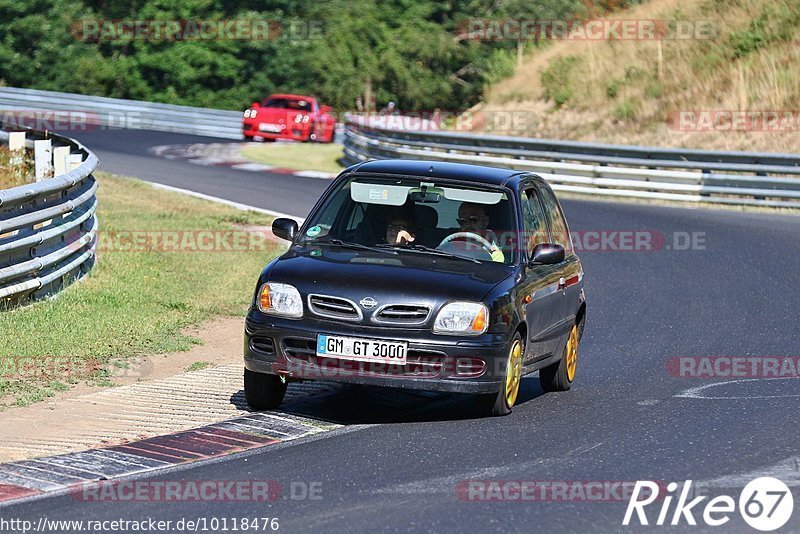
[359,297,377,309]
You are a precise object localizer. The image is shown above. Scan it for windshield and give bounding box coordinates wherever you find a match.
[300,175,517,265]
[261,97,312,110]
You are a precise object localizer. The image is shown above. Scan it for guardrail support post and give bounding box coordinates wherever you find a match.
[8,131,25,151]
[68,154,83,170]
[53,146,70,176]
[8,131,25,168]
[34,139,53,181]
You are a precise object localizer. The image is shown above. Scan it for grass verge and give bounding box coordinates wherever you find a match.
[240,142,345,174]
[0,173,282,408]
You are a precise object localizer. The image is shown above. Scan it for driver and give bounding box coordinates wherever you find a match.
[456,203,505,263]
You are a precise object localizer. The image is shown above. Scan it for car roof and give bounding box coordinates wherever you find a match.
[348,160,528,187]
[265,94,315,101]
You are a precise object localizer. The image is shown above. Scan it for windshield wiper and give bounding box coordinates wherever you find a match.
[311,238,398,255]
[376,243,481,264]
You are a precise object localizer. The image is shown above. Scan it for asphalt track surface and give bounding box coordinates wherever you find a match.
[4,129,800,532]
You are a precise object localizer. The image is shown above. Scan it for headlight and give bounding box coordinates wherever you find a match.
[257,282,303,318]
[433,302,489,335]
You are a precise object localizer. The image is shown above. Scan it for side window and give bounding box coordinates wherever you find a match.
[304,186,351,240]
[521,188,548,256]
[344,203,365,232]
[539,187,573,253]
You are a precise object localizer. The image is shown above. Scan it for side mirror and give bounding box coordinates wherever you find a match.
[320,105,333,114]
[251,102,260,109]
[272,218,299,241]
[530,243,565,265]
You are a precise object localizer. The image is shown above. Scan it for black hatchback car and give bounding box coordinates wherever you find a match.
[244,160,586,416]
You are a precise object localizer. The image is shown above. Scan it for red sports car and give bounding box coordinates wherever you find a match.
[242,94,336,143]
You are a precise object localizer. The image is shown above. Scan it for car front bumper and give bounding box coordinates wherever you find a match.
[244,311,510,394]
[242,121,310,141]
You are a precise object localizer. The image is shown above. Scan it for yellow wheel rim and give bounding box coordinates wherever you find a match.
[566,325,579,382]
[504,339,523,408]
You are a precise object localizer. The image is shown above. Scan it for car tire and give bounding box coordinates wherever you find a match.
[244,369,287,410]
[476,332,524,417]
[539,322,579,392]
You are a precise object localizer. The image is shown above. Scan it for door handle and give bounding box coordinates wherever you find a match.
[558,277,566,291]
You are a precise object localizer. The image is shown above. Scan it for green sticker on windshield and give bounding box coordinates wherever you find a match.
[306,225,322,237]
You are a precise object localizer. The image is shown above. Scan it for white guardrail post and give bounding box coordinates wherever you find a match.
[342,117,800,209]
[0,128,99,307]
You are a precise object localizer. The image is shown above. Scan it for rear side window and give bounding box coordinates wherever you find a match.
[539,187,573,253]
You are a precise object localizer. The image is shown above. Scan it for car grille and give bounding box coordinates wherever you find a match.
[282,337,316,359]
[373,304,430,325]
[308,294,361,322]
[250,336,275,356]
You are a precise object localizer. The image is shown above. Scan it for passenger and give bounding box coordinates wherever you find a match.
[385,216,417,245]
[456,203,505,262]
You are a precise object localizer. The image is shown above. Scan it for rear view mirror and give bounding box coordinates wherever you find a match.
[320,105,333,113]
[251,102,260,108]
[530,243,565,265]
[272,218,299,241]
[409,191,441,203]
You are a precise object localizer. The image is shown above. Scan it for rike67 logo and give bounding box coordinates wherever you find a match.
[623,477,794,531]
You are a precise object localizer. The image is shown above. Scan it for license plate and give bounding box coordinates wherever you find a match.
[259,123,283,133]
[316,334,407,364]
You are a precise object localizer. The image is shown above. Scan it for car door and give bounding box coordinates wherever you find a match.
[538,185,582,349]
[517,184,563,364]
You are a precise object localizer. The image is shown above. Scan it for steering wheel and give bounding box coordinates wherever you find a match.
[438,232,495,257]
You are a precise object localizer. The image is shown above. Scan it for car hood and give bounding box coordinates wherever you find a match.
[254,107,305,124]
[265,245,513,310]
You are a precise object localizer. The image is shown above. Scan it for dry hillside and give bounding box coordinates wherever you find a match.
[469,0,800,153]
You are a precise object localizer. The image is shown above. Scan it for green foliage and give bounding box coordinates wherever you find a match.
[0,0,611,113]
[606,79,621,98]
[644,81,663,99]
[727,4,800,59]
[613,97,638,120]
[541,55,580,107]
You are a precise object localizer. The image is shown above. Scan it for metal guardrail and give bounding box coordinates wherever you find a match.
[343,118,800,209]
[0,129,99,306]
[0,87,243,139]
